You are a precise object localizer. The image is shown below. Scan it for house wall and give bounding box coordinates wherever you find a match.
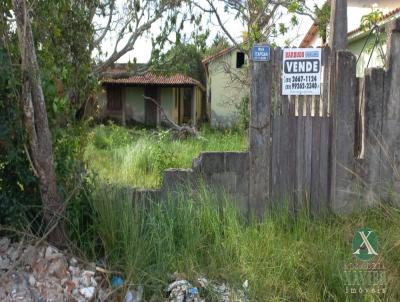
[348,35,387,77]
[302,2,399,48]
[161,87,177,124]
[125,87,145,123]
[191,86,203,126]
[101,85,203,126]
[206,51,249,128]
[195,87,203,124]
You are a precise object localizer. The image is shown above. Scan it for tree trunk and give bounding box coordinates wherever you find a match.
[12,0,66,246]
[329,0,348,51]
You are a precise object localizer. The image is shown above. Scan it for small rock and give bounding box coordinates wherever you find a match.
[82,270,95,277]
[0,237,10,251]
[28,274,36,286]
[69,266,80,277]
[69,257,78,267]
[79,286,95,300]
[32,259,47,279]
[65,280,76,295]
[21,245,37,265]
[79,270,95,287]
[72,288,79,297]
[45,245,63,260]
[0,255,11,270]
[48,257,68,279]
[8,246,20,262]
[85,262,96,273]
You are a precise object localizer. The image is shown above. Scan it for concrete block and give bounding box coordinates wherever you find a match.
[210,172,237,193]
[230,193,250,217]
[236,176,249,195]
[224,152,249,173]
[162,169,193,190]
[132,189,161,203]
[192,152,225,173]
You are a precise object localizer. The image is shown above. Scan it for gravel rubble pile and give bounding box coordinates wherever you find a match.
[0,237,107,302]
[165,276,249,302]
[0,237,249,302]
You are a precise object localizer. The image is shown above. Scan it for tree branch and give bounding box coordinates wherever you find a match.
[205,0,241,49]
[93,0,115,47]
[143,95,198,136]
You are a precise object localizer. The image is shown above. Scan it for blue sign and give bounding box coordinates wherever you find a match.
[252,45,270,61]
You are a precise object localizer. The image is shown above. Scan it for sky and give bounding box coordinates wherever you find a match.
[95,0,387,64]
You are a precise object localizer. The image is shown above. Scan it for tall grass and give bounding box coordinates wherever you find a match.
[88,184,400,301]
[83,124,247,188]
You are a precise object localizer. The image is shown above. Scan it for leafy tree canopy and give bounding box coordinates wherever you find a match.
[315,2,331,44]
[203,34,231,59]
[150,42,206,84]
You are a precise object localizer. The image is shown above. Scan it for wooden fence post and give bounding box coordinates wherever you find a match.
[329,0,348,51]
[249,50,273,218]
[331,51,357,212]
[381,19,400,189]
[363,68,385,204]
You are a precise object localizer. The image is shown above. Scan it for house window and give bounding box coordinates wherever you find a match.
[106,86,122,111]
[236,52,245,68]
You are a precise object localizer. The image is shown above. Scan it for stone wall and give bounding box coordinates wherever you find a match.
[133,152,249,213]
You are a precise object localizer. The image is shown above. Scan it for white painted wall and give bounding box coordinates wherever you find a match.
[305,1,400,48]
[206,50,249,127]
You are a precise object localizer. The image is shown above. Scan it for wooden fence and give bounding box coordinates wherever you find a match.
[269,47,331,214]
[249,20,400,217]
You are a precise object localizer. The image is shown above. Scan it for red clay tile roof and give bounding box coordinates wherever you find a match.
[299,7,400,47]
[202,46,236,65]
[299,23,319,48]
[348,7,400,37]
[101,73,205,91]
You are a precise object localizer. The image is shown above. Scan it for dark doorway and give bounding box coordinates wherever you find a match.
[183,88,192,124]
[144,86,159,127]
[107,86,122,111]
[236,52,245,68]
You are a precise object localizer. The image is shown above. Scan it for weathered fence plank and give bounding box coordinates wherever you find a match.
[363,68,385,203]
[319,118,331,212]
[279,105,289,205]
[249,49,273,217]
[322,46,331,117]
[331,51,357,212]
[288,104,297,211]
[271,116,281,207]
[304,115,313,208]
[311,116,321,214]
[296,96,305,211]
[382,20,400,186]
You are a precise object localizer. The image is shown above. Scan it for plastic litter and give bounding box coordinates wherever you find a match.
[124,285,144,302]
[111,276,124,287]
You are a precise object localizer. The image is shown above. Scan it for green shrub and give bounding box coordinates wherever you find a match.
[91,122,132,150]
[234,95,250,131]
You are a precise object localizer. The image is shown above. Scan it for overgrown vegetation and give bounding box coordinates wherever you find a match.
[83,124,247,188]
[314,2,331,44]
[80,184,400,301]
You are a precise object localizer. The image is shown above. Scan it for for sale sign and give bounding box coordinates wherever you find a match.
[282,48,321,95]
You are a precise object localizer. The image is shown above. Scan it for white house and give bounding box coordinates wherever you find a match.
[300,0,400,76]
